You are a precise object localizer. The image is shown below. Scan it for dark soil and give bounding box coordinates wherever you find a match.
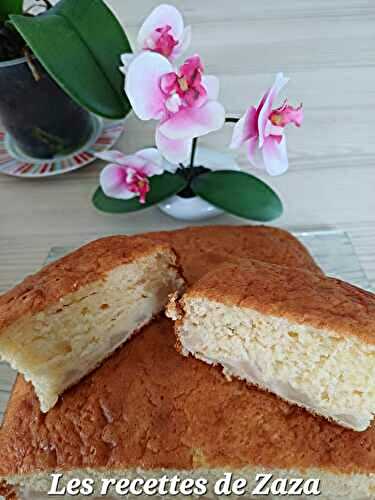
[0,1,53,62]
[0,23,26,62]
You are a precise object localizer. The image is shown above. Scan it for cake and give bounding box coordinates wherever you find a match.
[0,236,184,412]
[167,259,375,432]
[140,225,322,284]
[1,320,375,500]
[2,226,373,499]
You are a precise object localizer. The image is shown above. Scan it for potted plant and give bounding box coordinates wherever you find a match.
[92,5,303,222]
[0,0,131,159]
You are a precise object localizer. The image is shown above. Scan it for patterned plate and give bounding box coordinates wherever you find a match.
[0,115,125,178]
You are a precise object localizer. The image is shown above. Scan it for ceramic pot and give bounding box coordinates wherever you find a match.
[0,56,93,159]
[158,147,240,221]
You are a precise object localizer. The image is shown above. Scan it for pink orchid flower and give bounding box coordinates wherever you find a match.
[120,4,191,73]
[230,73,303,176]
[125,51,225,164]
[96,149,164,204]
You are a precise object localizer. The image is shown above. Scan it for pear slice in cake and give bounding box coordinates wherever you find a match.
[0,236,184,412]
[167,259,375,431]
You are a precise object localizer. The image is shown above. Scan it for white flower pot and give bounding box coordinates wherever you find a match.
[158,147,240,221]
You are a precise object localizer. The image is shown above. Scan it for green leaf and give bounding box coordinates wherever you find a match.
[191,170,283,221]
[0,0,23,22]
[11,0,132,119]
[92,172,187,213]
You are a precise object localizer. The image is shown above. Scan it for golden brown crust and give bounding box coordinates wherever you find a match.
[0,481,18,500]
[0,236,173,332]
[2,226,369,480]
[140,225,321,284]
[185,259,375,345]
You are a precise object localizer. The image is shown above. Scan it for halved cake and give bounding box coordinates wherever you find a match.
[168,259,375,431]
[0,235,184,412]
[3,226,369,500]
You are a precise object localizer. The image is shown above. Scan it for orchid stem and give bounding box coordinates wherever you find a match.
[184,118,238,172]
[189,137,198,169]
[225,117,240,123]
[23,47,41,81]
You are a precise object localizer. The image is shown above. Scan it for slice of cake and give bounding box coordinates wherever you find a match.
[167,259,375,432]
[0,236,184,412]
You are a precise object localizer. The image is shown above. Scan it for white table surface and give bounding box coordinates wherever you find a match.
[0,0,374,418]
